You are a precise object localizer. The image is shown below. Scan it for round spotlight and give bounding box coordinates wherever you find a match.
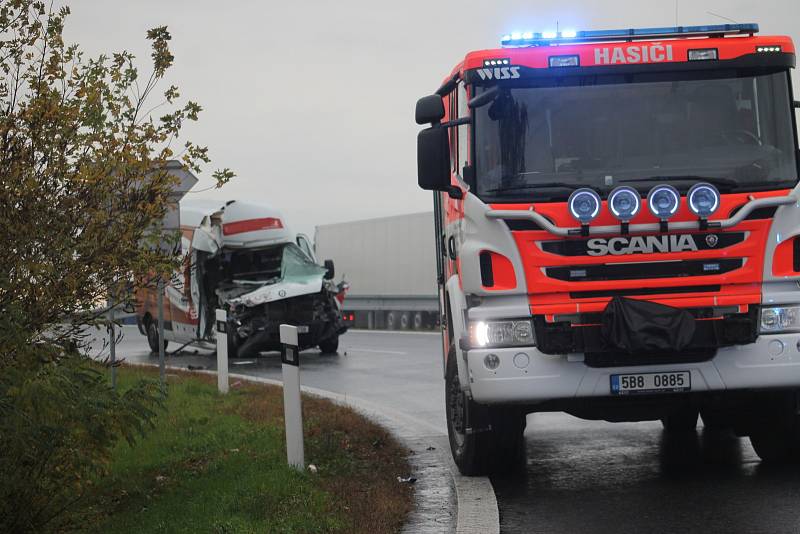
[608,186,641,222]
[568,188,601,224]
[687,182,720,218]
[647,184,680,219]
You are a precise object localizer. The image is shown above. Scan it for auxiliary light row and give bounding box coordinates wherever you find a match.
[568,182,721,233]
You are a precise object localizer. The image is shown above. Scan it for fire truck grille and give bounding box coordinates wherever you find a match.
[570,285,721,299]
[544,258,743,282]
[533,306,759,366]
[585,349,715,368]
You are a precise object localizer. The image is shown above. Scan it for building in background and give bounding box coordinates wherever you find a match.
[314,212,438,330]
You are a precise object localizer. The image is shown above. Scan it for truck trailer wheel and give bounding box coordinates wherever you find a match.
[318,336,339,355]
[445,348,526,476]
[146,319,168,353]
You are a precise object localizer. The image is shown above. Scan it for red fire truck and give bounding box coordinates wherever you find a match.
[415,24,800,475]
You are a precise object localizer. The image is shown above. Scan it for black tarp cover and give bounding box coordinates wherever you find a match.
[601,296,696,353]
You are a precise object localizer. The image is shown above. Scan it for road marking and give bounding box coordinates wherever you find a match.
[346,347,407,355]
[347,329,441,336]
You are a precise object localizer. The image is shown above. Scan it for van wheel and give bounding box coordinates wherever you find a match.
[445,347,526,476]
[661,407,699,433]
[146,320,168,353]
[227,331,239,359]
[319,336,339,355]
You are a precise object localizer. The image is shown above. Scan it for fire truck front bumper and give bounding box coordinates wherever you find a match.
[466,332,800,404]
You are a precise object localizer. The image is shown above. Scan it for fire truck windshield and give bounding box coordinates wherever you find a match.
[473,69,798,201]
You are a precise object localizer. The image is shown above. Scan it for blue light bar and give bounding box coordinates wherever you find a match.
[500,23,759,47]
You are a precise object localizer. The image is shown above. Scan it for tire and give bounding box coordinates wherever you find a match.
[700,411,731,432]
[661,407,699,433]
[146,319,168,353]
[399,312,410,330]
[445,347,526,476]
[413,312,423,330]
[386,312,396,330]
[318,336,339,355]
[749,394,800,463]
[227,331,239,359]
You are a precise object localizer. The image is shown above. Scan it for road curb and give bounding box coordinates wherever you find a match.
[130,362,499,534]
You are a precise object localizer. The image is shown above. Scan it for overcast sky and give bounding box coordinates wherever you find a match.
[66,0,799,236]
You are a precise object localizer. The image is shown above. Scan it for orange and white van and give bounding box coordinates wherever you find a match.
[136,199,347,358]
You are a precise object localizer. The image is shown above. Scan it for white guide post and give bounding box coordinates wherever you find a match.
[108,295,117,389]
[216,309,229,394]
[280,324,304,470]
[157,278,166,393]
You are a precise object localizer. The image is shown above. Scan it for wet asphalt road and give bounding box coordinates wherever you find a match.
[98,327,800,533]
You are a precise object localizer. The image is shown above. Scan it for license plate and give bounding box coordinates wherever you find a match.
[610,371,691,395]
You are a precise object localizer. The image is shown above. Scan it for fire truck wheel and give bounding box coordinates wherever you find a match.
[318,336,339,355]
[445,348,526,476]
[146,319,168,353]
[749,395,800,463]
[750,427,800,463]
[661,407,699,433]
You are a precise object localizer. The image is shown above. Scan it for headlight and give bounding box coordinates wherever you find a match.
[470,319,535,348]
[608,186,641,222]
[568,188,601,224]
[687,182,720,218]
[761,306,800,333]
[647,184,680,220]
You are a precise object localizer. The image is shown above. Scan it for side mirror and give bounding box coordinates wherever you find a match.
[323,259,335,280]
[417,126,451,191]
[415,95,445,125]
[794,100,800,109]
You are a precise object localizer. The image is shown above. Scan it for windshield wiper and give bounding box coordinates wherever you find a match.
[484,182,582,194]
[619,175,738,190]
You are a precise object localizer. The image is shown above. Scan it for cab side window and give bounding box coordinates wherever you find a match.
[456,81,470,177]
[296,234,316,263]
[448,91,458,172]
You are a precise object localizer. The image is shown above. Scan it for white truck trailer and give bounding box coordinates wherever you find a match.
[314,212,438,330]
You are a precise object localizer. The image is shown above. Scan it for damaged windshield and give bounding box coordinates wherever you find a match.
[220,243,324,286]
[474,69,798,201]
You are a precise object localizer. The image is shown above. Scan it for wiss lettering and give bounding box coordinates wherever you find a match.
[476,66,521,80]
[586,234,698,256]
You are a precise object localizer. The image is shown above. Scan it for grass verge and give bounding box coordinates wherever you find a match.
[83,366,413,533]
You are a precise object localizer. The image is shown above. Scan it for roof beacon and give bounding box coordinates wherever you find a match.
[501,23,759,47]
